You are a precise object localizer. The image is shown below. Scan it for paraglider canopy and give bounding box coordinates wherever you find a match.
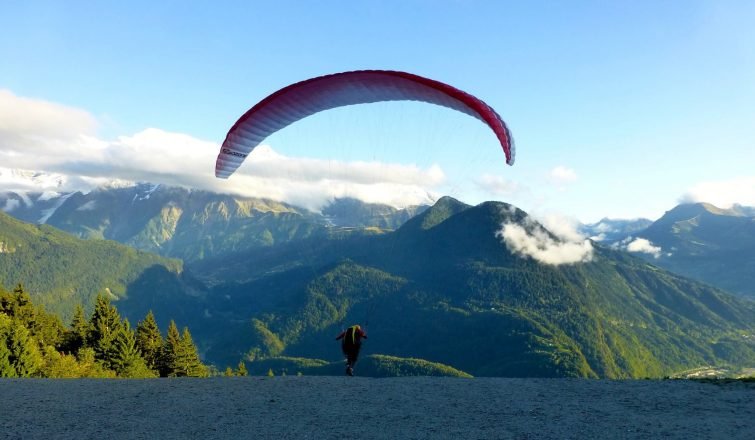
[215,70,514,179]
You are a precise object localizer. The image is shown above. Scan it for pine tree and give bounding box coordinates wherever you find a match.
[0,341,15,377]
[87,294,123,368]
[159,321,206,378]
[235,360,248,376]
[174,327,207,377]
[30,305,65,349]
[135,311,162,372]
[13,283,31,308]
[62,304,89,354]
[160,320,181,377]
[72,304,89,344]
[0,284,36,326]
[0,286,10,315]
[224,367,234,377]
[77,347,116,378]
[0,314,16,377]
[110,320,155,378]
[8,322,43,377]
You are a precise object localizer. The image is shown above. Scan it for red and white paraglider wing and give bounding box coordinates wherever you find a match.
[215,70,514,179]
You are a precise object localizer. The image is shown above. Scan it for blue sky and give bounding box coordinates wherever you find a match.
[1,0,754,222]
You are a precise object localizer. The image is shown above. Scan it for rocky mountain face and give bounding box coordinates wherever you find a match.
[1,184,427,263]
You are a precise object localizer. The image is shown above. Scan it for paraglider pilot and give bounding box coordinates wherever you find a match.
[336,325,367,376]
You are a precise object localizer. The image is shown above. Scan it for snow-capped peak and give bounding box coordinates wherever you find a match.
[0,167,68,192]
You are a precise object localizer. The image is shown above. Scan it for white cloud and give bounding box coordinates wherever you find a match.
[37,191,61,201]
[1,198,20,212]
[0,89,98,165]
[15,191,32,207]
[586,221,615,241]
[612,236,666,258]
[680,177,755,208]
[76,200,97,211]
[591,222,614,234]
[0,168,66,191]
[625,238,663,258]
[496,213,593,266]
[475,174,529,198]
[548,166,578,186]
[536,213,586,243]
[0,91,446,211]
[221,145,445,209]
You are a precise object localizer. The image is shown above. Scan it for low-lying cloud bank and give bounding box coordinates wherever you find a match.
[496,210,594,266]
[612,237,666,259]
[0,89,444,211]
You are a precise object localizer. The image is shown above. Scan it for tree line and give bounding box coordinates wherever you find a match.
[0,283,245,378]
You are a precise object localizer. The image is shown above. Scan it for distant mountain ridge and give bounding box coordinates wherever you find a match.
[631,202,755,298]
[642,203,754,251]
[1,184,428,263]
[580,218,653,242]
[189,198,755,378]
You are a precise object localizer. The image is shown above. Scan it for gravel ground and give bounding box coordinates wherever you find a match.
[1,377,753,439]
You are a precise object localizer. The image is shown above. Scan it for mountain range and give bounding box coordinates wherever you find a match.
[184,197,755,377]
[5,182,751,301]
[0,177,755,377]
[2,180,754,377]
[591,203,755,299]
[0,184,427,263]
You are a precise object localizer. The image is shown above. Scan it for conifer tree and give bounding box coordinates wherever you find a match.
[224,367,234,377]
[110,320,155,378]
[30,305,65,349]
[0,284,36,325]
[77,347,116,378]
[174,327,207,377]
[7,322,43,377]
[13,283,31,309]
[136,311,163,372]
[0,286,10,315]
[63,304,89,353]
[0,285,63,350]
[0,314,15,377]
[235,360,248,377]
[88,294,123,367]
[160,320,181,377]
[159,321,206,377]
[0,341,15,377]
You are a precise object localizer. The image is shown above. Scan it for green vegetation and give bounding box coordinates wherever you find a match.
[0,284,207,378]
[5,186,430,265]
[38,186,329,263]
[639,203,755,299]
[198,200,755,378]
[245,354,471,378]
[320,197,428,229]
[357,354,473,377]
[0,211,183,320]
[3,194,754,379]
